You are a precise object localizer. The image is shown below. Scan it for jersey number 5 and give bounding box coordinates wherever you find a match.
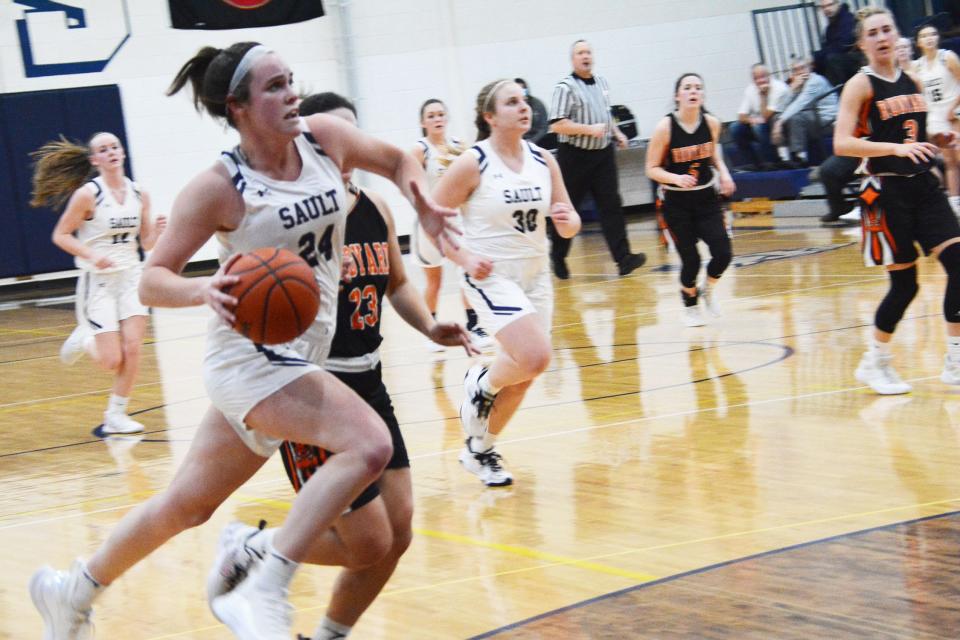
[348,284,379,330]
[298,226,335,267]
[512,208,538,233]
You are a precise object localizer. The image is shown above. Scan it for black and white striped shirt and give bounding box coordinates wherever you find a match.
[548,73,616,150]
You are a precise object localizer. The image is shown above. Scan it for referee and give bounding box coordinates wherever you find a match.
[548,39,646,279]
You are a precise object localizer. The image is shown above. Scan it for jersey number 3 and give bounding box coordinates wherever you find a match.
[512,208,538,233]
[903,119,918,143]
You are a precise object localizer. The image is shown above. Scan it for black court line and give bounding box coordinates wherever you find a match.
[468,509,960,639]
[0,332,205,365]
[0,311,938,455]
[0,401,199,459]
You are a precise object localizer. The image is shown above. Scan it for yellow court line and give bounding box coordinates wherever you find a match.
[0,326,66,338]
[144,496,960,640]
[229,492,657,583]
[413,527,659,582]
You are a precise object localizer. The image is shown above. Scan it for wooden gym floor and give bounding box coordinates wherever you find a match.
[1,213,958,639]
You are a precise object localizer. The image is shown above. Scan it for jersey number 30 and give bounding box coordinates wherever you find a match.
[512,208,538,233]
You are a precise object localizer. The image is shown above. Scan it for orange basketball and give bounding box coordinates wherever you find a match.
[225,247,320,345]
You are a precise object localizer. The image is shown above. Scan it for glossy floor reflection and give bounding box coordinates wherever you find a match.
[1,215,959,639]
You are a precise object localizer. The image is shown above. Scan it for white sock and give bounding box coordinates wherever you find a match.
[470,433,496,453]
[106,394,129,416]
[778,147,790,161]
[950,195,960,210]
[313,616,352,640]
[947,336,960,361]
[258,543,298,592]
[71,560,104,609]
[870,338,892,357]
[478,369,501,395]
[246,526,275,558]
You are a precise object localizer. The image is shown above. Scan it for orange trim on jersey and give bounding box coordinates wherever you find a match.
[856,98,873,138]
[861,203,897,264]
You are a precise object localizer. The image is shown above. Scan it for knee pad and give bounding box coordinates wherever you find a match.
[938,243,960,322]
[677,244,701,288]
[875,266,919,334]
[706,238,733,279]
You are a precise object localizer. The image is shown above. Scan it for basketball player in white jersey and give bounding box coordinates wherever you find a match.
[206,91,478,640]
[411,98,494,351]
[434,80,581,486]
[30,132,166,434]
[915,24,960,212]
[29,42,459,640]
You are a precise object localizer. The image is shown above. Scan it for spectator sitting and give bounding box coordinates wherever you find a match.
[730,63,789,170]
[514,77,549,145]
[813,1,861,85]
[946,0,960,38]
[772,56,838,167]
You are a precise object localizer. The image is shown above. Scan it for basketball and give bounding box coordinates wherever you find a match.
[225,247,320,345]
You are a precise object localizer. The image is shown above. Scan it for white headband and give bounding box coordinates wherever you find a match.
[228,45,272,96]
[483,80,513,112]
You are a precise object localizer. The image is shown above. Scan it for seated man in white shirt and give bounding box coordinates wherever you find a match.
[772,56,839,167]
[730,63,789,169]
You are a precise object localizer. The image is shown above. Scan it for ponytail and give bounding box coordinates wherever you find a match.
[474,79,510,141]
[167,41,262,127]
[30,136,94,209]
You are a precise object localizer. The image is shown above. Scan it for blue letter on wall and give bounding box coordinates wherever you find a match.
[14,1,130,78]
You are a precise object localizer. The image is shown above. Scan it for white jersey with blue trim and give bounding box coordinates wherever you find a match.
[74,176,143,273]
[914,50,960,109]
[461,139,552,261]
[216,118,346,340]
[417,136,464,188]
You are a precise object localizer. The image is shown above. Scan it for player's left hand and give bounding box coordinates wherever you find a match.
[428,321,480,356]
[719,174,736,198]
[550,202,581,237]
[340,251,356,283]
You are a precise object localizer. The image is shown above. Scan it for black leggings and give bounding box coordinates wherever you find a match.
[662,188,732,288]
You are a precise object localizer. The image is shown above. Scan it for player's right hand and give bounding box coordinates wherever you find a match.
[92,255,116,270]
[673,174,698,189]
[204,253,241,325]
[466,255,493,280]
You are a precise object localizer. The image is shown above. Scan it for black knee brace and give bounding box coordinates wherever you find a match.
[706,237,733,279]
[875,266,919,333]
[678,244,701,289]
[938,242,960,323]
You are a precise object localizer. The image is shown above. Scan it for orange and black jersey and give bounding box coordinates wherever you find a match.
[662,112,714,189]
[329,188,390,360]
[858,67,931,176]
